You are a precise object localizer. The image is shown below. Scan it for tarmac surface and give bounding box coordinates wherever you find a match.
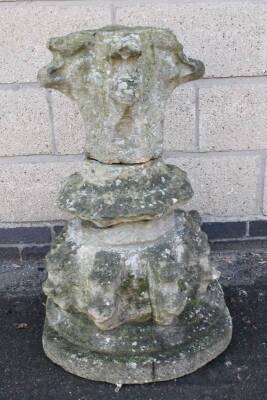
[0,250,267,400]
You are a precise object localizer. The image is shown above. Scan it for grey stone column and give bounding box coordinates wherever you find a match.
[38,26,232,385]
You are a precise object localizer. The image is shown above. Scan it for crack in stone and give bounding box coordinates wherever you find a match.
[152,360,156,381]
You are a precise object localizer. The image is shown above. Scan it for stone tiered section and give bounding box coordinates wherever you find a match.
[38,26,232,384]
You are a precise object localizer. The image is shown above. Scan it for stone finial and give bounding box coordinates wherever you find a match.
[39,26,231,385]
[38,26,204,163]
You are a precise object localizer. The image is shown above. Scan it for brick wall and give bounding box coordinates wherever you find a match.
[0,0,267,252]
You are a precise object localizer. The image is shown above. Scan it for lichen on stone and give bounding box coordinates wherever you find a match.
[38,25,204,164]
[58,159,193,227]
[39,25,231,384]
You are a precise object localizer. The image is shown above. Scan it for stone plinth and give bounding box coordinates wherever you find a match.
[38,25,232,384]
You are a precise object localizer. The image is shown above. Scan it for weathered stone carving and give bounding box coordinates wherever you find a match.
[39,26,232,385]
[38,26,203,164]
[58,159,193,227]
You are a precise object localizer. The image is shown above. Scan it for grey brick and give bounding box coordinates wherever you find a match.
[117,3,267,77]
[0,161,83,222]
[0,226,51,245]
[0,88,51,156]
[166,154,259,217]
[0,4,111,82]
[199,85,267,151]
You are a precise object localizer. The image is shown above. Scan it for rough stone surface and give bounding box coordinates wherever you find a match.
[0,87,51,156]
[43,290,232,384]
[39,26,231,384]
[38,26,204,163]
[199,85,267,151]
[43,210,231,383]
[117,3,267,78]
[52,87,196,155]
[58,159,193,227]
[44,211,218,329]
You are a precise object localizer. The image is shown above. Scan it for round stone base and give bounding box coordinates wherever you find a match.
[43,303,232,385]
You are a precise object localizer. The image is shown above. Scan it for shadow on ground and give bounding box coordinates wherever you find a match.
[0,251,266,400]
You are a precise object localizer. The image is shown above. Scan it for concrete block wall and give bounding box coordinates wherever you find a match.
[0,0,267,255]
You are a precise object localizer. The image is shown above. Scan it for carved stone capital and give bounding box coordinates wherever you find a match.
[38,26,204,163]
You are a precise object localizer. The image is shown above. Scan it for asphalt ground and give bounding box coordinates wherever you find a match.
[0,251,266,400]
